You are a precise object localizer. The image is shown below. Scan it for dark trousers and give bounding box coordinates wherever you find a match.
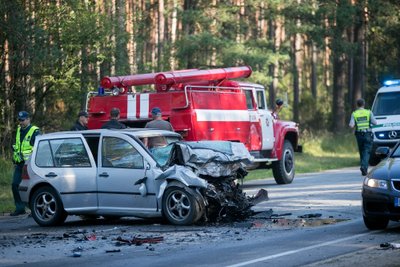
[12,163,25,212]
[355,132,373,172]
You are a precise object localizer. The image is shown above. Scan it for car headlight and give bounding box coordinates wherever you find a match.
[364,177,388,189]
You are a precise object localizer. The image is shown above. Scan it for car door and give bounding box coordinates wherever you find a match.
[97,132,158,213]
[32,136,98,211]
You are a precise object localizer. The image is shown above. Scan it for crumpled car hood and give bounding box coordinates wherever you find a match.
[166,141,253,178]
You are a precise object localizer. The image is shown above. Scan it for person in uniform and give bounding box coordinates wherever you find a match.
[101,108,126,129]
[70,110,89,131]
[11,111,40,216]
[349,98,377,176]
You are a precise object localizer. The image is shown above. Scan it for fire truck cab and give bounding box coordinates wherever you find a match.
[87,66,301,184]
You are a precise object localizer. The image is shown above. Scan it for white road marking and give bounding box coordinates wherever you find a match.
[226,232,376,267]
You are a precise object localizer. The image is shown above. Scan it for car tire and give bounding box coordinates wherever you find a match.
[363,215,389,230]
[30,186,67,227]
[162,185,201,225]
[272,140,295,184]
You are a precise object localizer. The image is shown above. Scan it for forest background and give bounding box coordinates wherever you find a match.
[1,0,400,157]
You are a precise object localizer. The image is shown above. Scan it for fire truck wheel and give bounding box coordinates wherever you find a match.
[272,140,295,184]
[162,185,202,225]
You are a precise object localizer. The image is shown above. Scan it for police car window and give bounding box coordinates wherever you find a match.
[244,90,254,109]
[102,137,144,169]
[372,92,400,116]
[48,138,91,167]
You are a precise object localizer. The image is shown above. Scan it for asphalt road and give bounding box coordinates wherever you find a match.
[2,167,400,267]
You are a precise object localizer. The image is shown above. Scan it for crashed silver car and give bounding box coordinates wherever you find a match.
[19,129,259,226]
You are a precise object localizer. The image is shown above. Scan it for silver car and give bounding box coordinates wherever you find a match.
[19,129,253,226]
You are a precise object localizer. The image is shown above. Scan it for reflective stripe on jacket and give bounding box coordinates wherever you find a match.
[352,109,371,131]
[13,125,39,163]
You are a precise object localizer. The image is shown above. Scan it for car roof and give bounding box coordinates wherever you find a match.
[38,128,182,139]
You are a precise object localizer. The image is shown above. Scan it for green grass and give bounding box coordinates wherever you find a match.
[246,131,359,180]
[0,132,359,214]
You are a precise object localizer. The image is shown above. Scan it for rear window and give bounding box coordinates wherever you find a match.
[372,92,400,116]
[36,138,91,167]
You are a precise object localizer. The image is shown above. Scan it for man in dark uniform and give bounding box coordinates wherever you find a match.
[11,111,40,216]
[349,98,377,176]
[70,110,89,131]
[101,108,126,129]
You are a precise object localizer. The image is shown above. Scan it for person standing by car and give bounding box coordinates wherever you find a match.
[11,111,40,216]
[70,110,89,131]
[101,108,126,129]
[349,98,377,176]
[144,107,174,148]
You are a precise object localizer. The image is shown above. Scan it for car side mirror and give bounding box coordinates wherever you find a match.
[375,146,390,159]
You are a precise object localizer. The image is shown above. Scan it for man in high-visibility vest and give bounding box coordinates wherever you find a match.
[11,111,40,216]
[349,98,377,176]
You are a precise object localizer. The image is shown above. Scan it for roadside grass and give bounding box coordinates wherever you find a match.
[246,131,359,180]
[0,131,359,214]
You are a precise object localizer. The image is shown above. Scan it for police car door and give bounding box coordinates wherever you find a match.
[97,132,157,212]
[255,88,274,150]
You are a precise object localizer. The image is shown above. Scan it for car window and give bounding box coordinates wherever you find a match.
[256,90,266,110]
[102,137,144,169]
[36,138,91,167]
[244,90,255,110]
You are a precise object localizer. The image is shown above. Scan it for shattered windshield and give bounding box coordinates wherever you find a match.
[149,144,175,167]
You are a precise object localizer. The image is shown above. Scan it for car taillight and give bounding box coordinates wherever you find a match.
[21,164,30,180]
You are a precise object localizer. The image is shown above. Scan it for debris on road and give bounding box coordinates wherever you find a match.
[380,242,400,249]
[298,213,322,219]
[115,235,164,246]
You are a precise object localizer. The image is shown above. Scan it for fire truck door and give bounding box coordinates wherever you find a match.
[255,89,274,150]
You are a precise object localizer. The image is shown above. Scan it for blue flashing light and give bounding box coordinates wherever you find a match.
[383,79,400,86]
[98,87,105,96]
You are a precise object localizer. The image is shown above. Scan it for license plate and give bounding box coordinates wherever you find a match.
[394,198,400,207]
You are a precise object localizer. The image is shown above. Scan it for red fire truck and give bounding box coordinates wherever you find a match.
[86,66,301,184]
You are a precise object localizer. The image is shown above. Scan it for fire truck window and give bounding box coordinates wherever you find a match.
[244,90,254,110]
[256,90,266,110]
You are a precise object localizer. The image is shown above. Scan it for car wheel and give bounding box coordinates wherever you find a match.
[162,186,201,225]
[272,140,295,184]
[30,186,67,227]
[363,215,389,230]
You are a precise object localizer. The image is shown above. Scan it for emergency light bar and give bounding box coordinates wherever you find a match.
[383,79,400,86]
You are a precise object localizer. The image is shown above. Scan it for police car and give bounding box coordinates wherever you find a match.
[370,79,400,165]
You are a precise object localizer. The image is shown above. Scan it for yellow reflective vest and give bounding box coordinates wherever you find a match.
[352,109,371,131]
[13,125,39,163]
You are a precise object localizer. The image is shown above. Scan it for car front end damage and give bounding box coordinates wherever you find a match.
[152,141,268,223]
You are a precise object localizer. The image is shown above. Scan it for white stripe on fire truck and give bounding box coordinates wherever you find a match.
[127,94,150,120]
[195,109,252,122]
[140,94,149,119]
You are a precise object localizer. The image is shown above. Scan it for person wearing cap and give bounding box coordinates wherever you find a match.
[145,107,174,131]
[101,108,127,129]
[11,111,40,216]
[143,107,174,148]
[70,110,89,131]
[349,98,377,176]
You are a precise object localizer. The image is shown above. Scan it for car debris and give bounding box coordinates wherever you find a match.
[380,242,400,249]
[114,235,164,246]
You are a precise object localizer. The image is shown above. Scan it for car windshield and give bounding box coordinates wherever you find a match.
[372,92,400,116]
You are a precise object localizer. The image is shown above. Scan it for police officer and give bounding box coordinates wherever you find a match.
[70,110,89,131]
[349,98,377,176]
[101,108,127,129]
[11,111,40,216]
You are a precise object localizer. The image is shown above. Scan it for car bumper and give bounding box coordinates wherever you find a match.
[362,187,400,221]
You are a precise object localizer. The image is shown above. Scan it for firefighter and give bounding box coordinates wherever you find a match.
[70,110,89,130]
[101,108,126,129]
[349,98,377,176]
[11,111,40,216]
